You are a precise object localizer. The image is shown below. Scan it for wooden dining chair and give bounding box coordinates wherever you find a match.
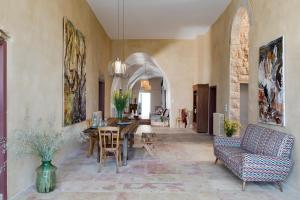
[98,126,121,173]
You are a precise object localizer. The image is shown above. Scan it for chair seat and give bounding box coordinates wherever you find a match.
[215,146,247,157]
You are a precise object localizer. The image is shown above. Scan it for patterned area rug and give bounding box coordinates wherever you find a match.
[19,127,299,200]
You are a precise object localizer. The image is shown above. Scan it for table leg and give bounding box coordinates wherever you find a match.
[87,138,92,157]
[97,141,100,163]
[129,134,134,148]
[87,137,95,157]
[122,134,128,166]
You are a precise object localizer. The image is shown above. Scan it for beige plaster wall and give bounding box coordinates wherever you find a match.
[0,0,112,198]
[196,33,212,84]
[202,0,300,190]
[112,40,199,127]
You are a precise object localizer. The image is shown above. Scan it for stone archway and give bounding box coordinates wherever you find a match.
[110,53,171,120]
[229,7,249,124]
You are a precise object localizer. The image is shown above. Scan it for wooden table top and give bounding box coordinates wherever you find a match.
[83,118,139,138]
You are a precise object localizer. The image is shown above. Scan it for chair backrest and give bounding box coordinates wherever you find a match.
[98,126,120,150]
[241,124,294,158]
[181,109,187,120]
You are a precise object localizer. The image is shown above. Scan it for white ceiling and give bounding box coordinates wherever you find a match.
[87,0,231,39]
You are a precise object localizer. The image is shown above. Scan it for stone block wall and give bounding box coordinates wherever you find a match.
[229,8,249,121]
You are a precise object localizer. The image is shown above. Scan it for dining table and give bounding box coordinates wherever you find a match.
[83,118,139,166]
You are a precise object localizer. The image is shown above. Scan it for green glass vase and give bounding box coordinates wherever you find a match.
[36,161,57,193]
[117,109,123,120]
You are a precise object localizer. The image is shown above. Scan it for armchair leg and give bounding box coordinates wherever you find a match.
[276,182,283,192]
[214,158,218,165]
[242,181,246,191]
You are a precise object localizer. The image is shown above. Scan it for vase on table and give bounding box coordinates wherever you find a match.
[36,160,57,193]
[117,109,123,121]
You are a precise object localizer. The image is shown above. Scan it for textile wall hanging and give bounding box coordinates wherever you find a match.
[258,37,285,126]
[63,17,86,126]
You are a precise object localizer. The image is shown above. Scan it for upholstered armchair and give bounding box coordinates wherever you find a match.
[214,124,294,191]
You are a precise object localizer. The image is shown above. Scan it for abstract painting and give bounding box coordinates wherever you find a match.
[63,17,86,126]
[258,37,285,126]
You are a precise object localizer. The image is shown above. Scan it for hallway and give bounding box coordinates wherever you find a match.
[19,127,299,200]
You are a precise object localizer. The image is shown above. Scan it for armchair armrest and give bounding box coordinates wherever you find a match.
[241,153,293,181]
[213,136,241,147]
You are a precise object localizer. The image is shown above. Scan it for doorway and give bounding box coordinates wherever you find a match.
[138,92,151,119]
[98,80,105,118]
[209,86,217,135]
[240,83,248,134]
[0,40,7,200]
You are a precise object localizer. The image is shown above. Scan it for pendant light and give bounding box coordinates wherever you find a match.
[110,0,127,77]
[140,63,151,91]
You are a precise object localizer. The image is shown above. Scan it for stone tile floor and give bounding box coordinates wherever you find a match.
[18,126,299,200]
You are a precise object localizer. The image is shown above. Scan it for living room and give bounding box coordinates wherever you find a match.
[0,0,300,199]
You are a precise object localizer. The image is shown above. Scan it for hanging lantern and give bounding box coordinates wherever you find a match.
[140,79,151,91]
[110,57,127,76]
[140,62,152,91]
[109,0,127,77]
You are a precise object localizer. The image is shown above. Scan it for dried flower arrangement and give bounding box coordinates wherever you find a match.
[13,117,63,193]
[15,130,63,162]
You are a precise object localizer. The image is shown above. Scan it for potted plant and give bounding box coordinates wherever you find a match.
[112,90,131,120]
[15,129,63,193]
[224,119,240,137]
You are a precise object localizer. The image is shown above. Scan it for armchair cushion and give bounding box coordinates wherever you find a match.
[242,153,293,182]
[215,146,247,160]
[214,146,247,177]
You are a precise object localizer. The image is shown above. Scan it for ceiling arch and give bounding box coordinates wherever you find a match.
[124,52,164,89]
[110,52,172,123]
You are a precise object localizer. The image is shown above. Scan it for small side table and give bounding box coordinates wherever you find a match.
[141,132,157,156]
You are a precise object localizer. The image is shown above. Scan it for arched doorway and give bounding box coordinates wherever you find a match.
[229,7,249,133]
[110,53,171,121]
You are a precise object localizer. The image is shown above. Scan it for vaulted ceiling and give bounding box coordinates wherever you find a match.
[87,0,231,39]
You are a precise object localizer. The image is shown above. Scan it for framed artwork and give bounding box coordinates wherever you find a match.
[63,17,86,126]
[258,37,285,126]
